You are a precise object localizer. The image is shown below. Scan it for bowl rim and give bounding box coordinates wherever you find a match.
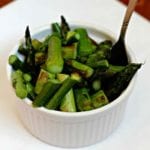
[7,23,137,118]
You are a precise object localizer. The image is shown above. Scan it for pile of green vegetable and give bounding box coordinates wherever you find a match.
[8,16,141,112]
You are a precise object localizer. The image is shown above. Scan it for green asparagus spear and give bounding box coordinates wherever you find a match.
[60,88,76,112]
[39,35,51,52]
[35,69,55,94]
[18,43,28,56]
[57,73,69,82]
[77,56,88,63]
[66,60,94,78]
[75,28,93,56]
[33,79,61,107]
[32,39,42,51]
[26,82,35,100]
[62,43,77,59]
[15,81,28,99]
[91,65,125,82]
[8,55,24,71]
[11,70,28,99]
[86,40,112,66]
[103,65,125,78]
[87,59,109,69]
[11,70,23,87]
[46,73,81,110]
[92,79,101,91]
[57,74,76,112]
[97,40,112,55]
[75,88,93,111]
[23,73,32,82]
[45,35,64,74]
[104,63,142,101]
[25,26,35,68]
[51,23,61,37]
[60,16,70,43]
[91,90,109,108]
[65,31,80,45]
[35,52,46,65]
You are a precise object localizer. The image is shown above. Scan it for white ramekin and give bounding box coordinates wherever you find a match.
[7,23,137,148]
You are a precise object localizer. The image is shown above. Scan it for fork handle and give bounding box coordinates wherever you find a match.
[120,0,138,40]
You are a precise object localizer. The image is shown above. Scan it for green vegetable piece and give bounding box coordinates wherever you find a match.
[9,55,24,71]
[51,23,61,37]
[77,56,88,64]
[18,43,28,56]
[46,73,81,110]
[45,35,64,74]
[75,28,93,56]
[32,39,42,51]
[23,73,32,82]
[92,65,125,81]
[97,40,112,52]
[25,26,35,68]
[15,82,28,99]
[57,74,76,112]
[96,40,112,59]
[35,69,55,94]
[26,82,35,100]
[60,89,76,112]
[33,79,61,107]
[86,40,112,66]
[39,35,51,52]
[65,31,80,45]
[86,51,108,65]
[104,63,142,101]
[57,73,69,82]
[92,79,101,91]
[104,65,125,78]
[62,43,77,59]
[11,70,23,87]
[35,52,46,65]
[91,90,109,108]
[66,60,94,78]
[90,38,98,52]
[75,88,93,111]
[87,59,109,69]
[12,70,28,99]
[60,15,70,43]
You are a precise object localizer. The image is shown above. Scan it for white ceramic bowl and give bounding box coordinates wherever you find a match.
[7,24,137,148]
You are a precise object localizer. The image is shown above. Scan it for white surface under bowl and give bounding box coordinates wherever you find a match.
[7,23,137,148]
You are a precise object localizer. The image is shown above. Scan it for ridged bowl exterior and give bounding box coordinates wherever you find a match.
[7,24,137,148]
[16,96,128,148]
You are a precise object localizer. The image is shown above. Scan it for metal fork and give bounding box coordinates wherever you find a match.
[109,0,138,65]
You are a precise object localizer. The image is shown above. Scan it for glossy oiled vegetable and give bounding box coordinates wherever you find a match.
[45,35,64,74]
[33,79,61,107]
[8,16,142,112]
[46,73,81,110]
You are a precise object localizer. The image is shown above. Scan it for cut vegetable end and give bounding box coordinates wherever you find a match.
[91,90,109,108]
[9,55,17,64]
[57,74,69,82]
[71,73,82,82]
[46,76,78,110]
[60,89,76,112]
[15,84,28,99]
[46,65,63,74]
[33,80,61,107]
